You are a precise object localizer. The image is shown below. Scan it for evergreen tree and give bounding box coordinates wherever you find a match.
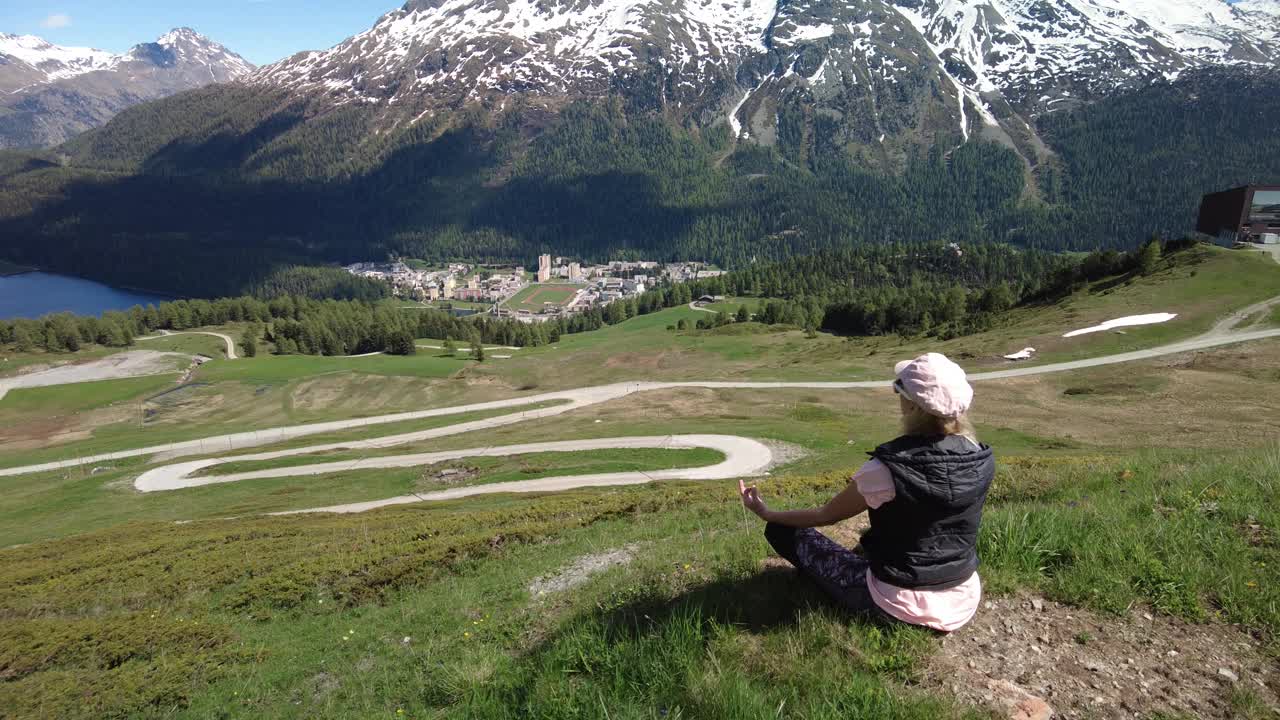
[241,326,259,358]
[387,330,416,356]
[471,339,485,362]
[735,305,750,323]
[11,325,32,352]
[1137,237,1163,276]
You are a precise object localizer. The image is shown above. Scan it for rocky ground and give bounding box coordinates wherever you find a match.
[776,518,1279,719]
[927,593,1278,719]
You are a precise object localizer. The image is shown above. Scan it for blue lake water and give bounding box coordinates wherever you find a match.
[0,272,171,320]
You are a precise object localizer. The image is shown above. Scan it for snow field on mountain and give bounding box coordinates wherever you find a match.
[0,34,118,81]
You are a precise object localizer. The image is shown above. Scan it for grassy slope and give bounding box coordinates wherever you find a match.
[1,247,1279,717]
[3,245,1274,471]
[1,448,1276,719]
[475,245,1280,388]
[940,245,1280,362]
[0,374,178,418]
[703,297,765,315]
[137,333,231,358]
[0,353,488,470]
[0,401,571,542]
[197,352,467,384]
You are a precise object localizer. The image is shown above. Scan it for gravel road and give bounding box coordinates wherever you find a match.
[136,435,773,515]
[2,301,1278,516]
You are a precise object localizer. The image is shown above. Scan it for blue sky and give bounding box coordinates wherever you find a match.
[0,1,401,66]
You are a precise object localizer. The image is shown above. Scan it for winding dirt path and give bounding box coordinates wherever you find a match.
[2,324,1278,483]
[2,302,1278,515]
[137,435,773,514]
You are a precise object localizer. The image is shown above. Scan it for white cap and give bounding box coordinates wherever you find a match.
[893,353,974,418]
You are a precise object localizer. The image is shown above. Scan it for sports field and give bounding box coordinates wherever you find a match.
[504,283,580,312]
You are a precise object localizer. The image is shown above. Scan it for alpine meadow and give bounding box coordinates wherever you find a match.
[2,1,1280,719]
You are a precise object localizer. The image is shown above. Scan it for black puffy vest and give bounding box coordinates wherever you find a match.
[860,434,995,589]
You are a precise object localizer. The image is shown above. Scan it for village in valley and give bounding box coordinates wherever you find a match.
[345,254,726,322]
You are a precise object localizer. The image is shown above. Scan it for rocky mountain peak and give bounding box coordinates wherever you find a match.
[0,28,255,148]
[250,0,1280,151]
[126,27,256,79]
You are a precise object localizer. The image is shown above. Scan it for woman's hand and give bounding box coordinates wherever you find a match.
[739,478,771,520]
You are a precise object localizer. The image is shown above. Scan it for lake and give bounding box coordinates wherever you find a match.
[0,272,171,320]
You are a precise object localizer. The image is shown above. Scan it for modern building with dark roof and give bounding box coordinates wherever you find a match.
[1197,185,1280,244]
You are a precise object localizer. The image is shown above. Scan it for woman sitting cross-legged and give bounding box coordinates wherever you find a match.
[739,353,994,632]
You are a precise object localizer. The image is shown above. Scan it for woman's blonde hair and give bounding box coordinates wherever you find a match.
[899,395,978,443]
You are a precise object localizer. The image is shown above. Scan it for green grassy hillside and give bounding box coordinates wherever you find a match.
[1,253,1279,718]
[2,446,1276,718]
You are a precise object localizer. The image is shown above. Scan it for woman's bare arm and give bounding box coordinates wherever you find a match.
[740,478,869,528]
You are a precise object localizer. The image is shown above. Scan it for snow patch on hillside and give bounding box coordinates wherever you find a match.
[1063,313,1178,338]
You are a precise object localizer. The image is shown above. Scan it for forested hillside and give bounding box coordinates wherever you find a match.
[2,240,1149,358]
[0,68,1276,297]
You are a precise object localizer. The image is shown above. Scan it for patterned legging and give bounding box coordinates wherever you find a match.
[764,522,897,623]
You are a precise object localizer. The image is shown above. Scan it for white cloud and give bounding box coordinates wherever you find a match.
[41,14,72,29]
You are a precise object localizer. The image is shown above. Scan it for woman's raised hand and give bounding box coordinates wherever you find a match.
[739,478,769,519]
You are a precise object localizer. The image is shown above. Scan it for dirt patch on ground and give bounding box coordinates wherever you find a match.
[759,523,1279,718]
[759,438,810,473]
[925,593,1280,719]
[0,351,185,398]
[0,399,135,452]
[528,544,641,598]
[414,463,480,490]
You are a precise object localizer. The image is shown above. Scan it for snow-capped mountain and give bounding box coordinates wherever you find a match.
[250,0,1280,161]
[256,0,777,102]
[0,28,254,148]
[0,34,118,91]
[891,0,1280,117]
